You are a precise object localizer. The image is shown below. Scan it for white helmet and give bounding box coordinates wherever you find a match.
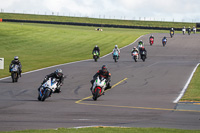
[14,56,19,60]
[115,45,118,48]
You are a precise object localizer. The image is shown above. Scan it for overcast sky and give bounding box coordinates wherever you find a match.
[1,0,200,22]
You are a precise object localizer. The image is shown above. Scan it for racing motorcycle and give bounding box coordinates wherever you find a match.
[140,51,146,62]
[162,38,167,47]
[170,31,174,38]
[38,78,60,101]
[91,76,106,101]
[132,51,139,62]
[113,51,119,62]
[193,27,196,34]
[182,28,186,35]
[149,38,154,46]
[10,64,19,83]
[188,28,191,35]
[93,51,99,62]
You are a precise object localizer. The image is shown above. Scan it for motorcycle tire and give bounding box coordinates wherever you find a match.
[142,56,145,62]
[134,57,137,62]
[38,94,41,101]
[114,56,117,62]
[41,90,50,101]
[93,88,100,101]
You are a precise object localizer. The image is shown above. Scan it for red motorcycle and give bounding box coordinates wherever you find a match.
[149,38,154,46]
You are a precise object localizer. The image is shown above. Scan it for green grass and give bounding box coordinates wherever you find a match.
[0,22,168,78]
[1,127,200,133]
[181,65,200,102]
[0,13,196,28]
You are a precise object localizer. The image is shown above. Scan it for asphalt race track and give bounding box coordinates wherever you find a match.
[1,33,200,131]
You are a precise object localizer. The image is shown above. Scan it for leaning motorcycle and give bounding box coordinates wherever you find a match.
[38,78,59,101]
[140,51,146,62]
[149,38,154,46]
[113,51,119,62]
[132,51,139,62]
[93,51,99,62]
[92,76,106,101]
[10,64,19,83]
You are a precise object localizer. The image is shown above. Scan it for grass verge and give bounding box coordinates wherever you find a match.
[1,127,200,133]
[0,13,196,28]
[181,65,200,102]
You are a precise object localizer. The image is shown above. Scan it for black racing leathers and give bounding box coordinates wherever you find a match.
[91,70,111,90]
[92,47,100,55]
[43,72,64,85]
[9,60,22,76]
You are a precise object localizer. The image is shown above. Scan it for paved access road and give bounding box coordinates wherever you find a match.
[0,33,200,131]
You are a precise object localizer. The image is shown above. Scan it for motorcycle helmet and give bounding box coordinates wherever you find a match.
[102,65,107,73]
[133,47,136,50]
[14,56,19,60]
[95,45,98,48]
[115,45,118,48]
[171,28,173,30]
[55,69,63,77]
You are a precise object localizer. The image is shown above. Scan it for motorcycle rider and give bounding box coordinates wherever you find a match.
[149,35,154,41]
[40,69,64,94]
[140,46,147,59]
[182,26,186,35]
[162,36,167,43]
[131,47,139,55]
[170,28,174,34]
[9,56,22,77]
[138,40,144,54]
[188,27,191,35]
[92,45,100,57]
[90,65,111,92]
[192,26,196,34]
[112,45,120,58]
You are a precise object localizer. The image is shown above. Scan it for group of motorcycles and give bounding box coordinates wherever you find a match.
[182,27,196,35]
[11,27,197,102]
[10,64,62,101]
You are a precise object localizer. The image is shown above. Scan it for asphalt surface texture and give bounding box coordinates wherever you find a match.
[1,33,200,131]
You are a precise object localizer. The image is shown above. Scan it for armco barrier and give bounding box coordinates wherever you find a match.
[2,19,199,31]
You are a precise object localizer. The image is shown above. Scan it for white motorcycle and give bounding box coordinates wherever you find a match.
[193,27,196,34]
[132,51,139,62]
[92,76,106,101]
[182,28,186,35]
[38,78,59,101]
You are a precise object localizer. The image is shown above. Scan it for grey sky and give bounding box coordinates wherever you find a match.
[1,0,200,22]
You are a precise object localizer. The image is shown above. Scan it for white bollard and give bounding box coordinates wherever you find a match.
[0,58,4,69]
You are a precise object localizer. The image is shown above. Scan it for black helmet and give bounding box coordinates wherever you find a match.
[102,65,107,73]
[55,69,63,77]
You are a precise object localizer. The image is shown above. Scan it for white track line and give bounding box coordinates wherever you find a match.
[173,63,200,103]
[0,36,143,81]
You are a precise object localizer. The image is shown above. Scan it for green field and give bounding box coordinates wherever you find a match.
[181,65,200,102]
[0,13,196,28]
[1,127,200,133]
[0,22,168,78]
